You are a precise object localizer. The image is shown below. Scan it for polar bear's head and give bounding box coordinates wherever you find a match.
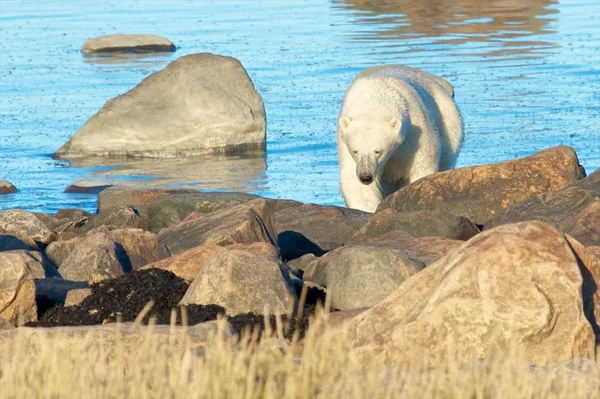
[339,115,405,185]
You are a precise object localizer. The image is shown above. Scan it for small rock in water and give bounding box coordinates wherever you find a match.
[81,34,176,54]
[0,180,17,194]
[65,180,113,194]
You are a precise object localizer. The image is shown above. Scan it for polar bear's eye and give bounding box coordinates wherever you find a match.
[374,150,382,155]
[352,150,358,154]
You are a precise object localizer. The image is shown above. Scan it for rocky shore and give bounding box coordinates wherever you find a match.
[1,145,599,371]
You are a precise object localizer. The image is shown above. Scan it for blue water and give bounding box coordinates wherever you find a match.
[1,0,599,213]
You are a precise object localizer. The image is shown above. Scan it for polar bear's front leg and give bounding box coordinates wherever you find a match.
[340,173,383,213]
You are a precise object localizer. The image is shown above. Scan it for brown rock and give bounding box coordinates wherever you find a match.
[0,180,17,194]
[332,221,596,367]
[97,187,198,213]
[0,210,56,245]
[80,206,149,233]
[107,228,169,270]
[33,213,80,233]
[364,236,463,265]
[64,288,92,307]
[65,180,113,194]
[574,168,600,192]
[44,237,82,268]
[485,186,600,246]
[179,249,297,316]
[141,244,226,282]
[58,233,127,282]
[303,245,424,310]
[348,209,479,245]
[588,246,600,259]
[54,208,94,221]
[275,203,370,252]
[227,242,280,260]
[377,146,585,225]
[81,34,176,54]
[158,199,277,255]
[0,251,59,324]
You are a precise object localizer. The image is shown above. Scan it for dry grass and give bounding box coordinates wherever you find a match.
[1,309,599,399]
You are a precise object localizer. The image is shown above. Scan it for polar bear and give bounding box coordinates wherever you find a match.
[337,65,464,212]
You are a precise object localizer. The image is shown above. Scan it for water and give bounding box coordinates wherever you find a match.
[1,0,599,214]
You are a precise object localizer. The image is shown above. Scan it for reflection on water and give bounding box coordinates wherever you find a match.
[68,153,267,192]
[0,0,598,213]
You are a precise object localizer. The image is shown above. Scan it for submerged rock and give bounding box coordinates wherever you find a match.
[53,53,266,158]
[81,34,176,54]
[0,180,17,194]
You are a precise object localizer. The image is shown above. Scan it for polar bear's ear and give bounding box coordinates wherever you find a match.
[389,118,402,131]
[339,117,352,132]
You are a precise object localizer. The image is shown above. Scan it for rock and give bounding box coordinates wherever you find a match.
[362,236,463,265]
[158,199,277,255]
[44,238,82,268]
[0,321,233,358]
[64,288,92,307]
[54,208,93,221]
[179,249,297,317]
[65,180,113,194]
[0,210,56,245]
[303,245,425,310]
[32,212,88,235]
[377,146,585,225]
[286,253,318,278]
[277,231,327,262]
[147,191,261,233]
[107,228,169,270]
[80,206,149,233]
[588,246,600,259]
[348,209,479,245]
[97,187,198,213]
[275,204,370,252]
[81,34,176,54]
[565,236,600,339]
[574,168,600,192]
[0,251,59,324]
[58,233,128,282]
[331,221,597,367]
[53,53,266,158]
[141,244,226,282]
[227,242,280,260]
[34,279,89,304]
[0,228,38,251]
[485,186,600,246]
[0,180,17,194]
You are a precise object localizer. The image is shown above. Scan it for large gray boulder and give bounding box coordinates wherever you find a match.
[53,53,266,158]
[81,34,176,54]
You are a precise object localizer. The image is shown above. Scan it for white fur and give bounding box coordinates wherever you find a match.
[337,65,464,212]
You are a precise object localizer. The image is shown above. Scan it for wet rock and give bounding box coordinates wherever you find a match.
[58,232,128,282]
[0,228,38,251]
[53,53,266,158]
[303,245,424,310]
[377,146,585,225]
[158,199,277,255]
[0,251,59,324]
[574,167,600,192]
[65,180,113,194]
[0,210,56,246]
[485,186,600,246]
[332,222,597,367]
[179,249,297,316]
[141,244,226,282]
[275,204,370,252]
[348,209,479,245]
[0,180,17,194]
[97,187,198,213]
[64,288,92,307]
[80,206,149,233]
[147,191,260,233]
[81,34,176,54]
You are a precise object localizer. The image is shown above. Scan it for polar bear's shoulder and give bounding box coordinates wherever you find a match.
[355,65,454,98]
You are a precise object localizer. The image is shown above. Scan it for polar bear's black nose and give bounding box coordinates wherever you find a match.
[359,174,373,184]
